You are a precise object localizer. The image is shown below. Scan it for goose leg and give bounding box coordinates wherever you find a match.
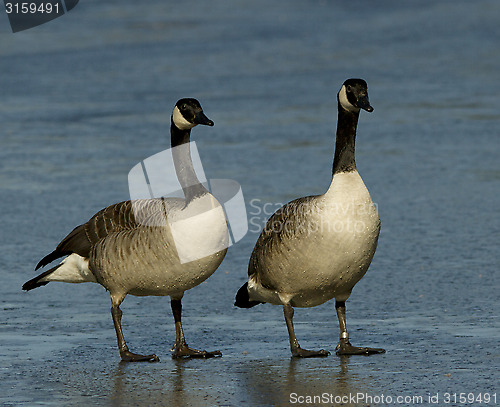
[170,298,221,359]
[110,295,159,362]
[283,303,330,358]
[334,301,385,356]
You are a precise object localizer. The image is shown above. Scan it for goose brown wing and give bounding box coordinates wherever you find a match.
[248,195,318,278]
[35,199,172,270]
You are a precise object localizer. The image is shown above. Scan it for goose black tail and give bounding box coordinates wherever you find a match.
[234,282,262,308]
[22,264,61,291]
[35,249,68,271]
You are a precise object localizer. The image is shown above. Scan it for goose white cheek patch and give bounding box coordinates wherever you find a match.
[128,141,248,263]
[338,85,359,113]
[172,106,196,130]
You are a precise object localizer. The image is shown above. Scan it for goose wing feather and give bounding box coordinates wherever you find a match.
[36,198,183,270]
[248,195,318,281]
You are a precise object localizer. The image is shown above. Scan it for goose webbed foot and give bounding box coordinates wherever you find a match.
[171,342,222,359]
[120,349,160,362]
[111,303,160,363]
[335,338,385,356]
[291,347,330,358]
[283,303,330,358]
[169,298,222,359]
[334,301,385,356]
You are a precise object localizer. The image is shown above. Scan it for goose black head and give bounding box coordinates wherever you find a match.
[172,98,214,130]
[338,78,373,113]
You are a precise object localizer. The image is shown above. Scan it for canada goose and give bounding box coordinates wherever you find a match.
[23,98,228,362]
[235,79,385,357]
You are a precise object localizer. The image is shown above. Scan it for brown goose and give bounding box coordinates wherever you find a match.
[23,98,228,362]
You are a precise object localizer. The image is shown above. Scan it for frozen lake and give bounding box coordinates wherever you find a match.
[1,0,499,405]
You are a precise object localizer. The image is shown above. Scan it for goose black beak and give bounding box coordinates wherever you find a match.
[357,96,373,112]
[195,111,214,126]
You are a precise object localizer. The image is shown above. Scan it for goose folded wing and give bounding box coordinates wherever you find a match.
[248,195,318,277]
[35,199,174,270]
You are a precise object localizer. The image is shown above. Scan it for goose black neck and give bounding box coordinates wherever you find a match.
[332,105,360,175]
[170,122,208,202]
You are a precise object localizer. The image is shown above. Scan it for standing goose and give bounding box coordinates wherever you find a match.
[23,98,228,362]
[235,79,385,357]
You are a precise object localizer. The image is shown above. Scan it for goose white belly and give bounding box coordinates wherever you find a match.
[249,171,380,307]
[91,195,229,297]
